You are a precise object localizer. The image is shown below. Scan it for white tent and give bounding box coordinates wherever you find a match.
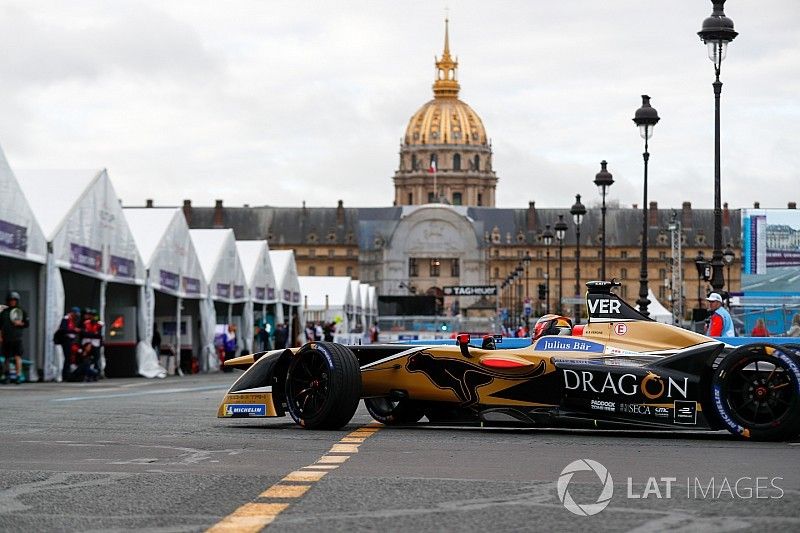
[368,285,378,324]
[269,250,301,348]
[17,169,145,381]
[0,146,48,379]
[359,283,371,336]
[350,280,364,334]
[124,208,208,378]
[299,276,353,343]
[189,229,247,370]
[236,240,277,353]
[647,288,674,324]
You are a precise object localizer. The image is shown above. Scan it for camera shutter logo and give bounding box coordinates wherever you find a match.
[557,459,613,516]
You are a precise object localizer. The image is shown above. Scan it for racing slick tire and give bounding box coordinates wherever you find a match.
[285,342,362,430]
[364,398,425,425]
[711,344,800,441]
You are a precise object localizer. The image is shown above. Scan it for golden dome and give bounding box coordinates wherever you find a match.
[403,19,488,146]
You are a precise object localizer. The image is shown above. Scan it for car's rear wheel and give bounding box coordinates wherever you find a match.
[711,344,800,441]
[285,342,361,429]
[364,398,424,425]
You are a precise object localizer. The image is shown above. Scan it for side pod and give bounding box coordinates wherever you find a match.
[216,349,293,418]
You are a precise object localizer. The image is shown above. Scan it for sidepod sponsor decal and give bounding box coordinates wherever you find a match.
[673,401,697,425]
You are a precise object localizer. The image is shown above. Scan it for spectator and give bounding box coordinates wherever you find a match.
[369,321,380,343]
[787,314,800,338]
[222,324,237,373]
[323,322,335,342]
[750,318,770,337]
[314,322,323,341]
[705,293,735,337]
[152,325,162,353]
[80,308,103,381]
[56,306,82,381]
[305,322,315,343]
[274,321,288,349]
[0,291,29,384]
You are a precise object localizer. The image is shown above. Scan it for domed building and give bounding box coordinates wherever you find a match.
[393,20,497,207]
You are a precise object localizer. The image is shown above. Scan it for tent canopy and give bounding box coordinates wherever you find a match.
[17,169,144,284]
[124,208,207,298]
[646,288,673,324]
[269,250,301,306]
[236,240,277,304]
[0,146,46,263]
[368,286,378,316]
[298,276,353,311]
[350,280,363,313]
[189,229,247,303]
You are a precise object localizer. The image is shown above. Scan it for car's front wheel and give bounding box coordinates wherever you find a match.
[364,398,425,425]
[711,344,800,441]
[285,342,361,430]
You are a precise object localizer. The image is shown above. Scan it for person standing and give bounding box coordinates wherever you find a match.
[369,321,380,344]
[80,308,103,381]
[221,324,238,373]
[787,314,800,338]
[274,321,288,349]
[56,306,82,381]
[705,293,735,337]
[0,291,30,384]
[750,318,770,337]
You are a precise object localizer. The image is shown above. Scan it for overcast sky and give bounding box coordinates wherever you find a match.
[1,1,798,210]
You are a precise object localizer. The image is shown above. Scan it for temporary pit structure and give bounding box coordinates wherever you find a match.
[359,283,371,340]
[269,250,301,348]
[350,279,364,335]
[189,229,247,369]
[124,208,208,377]
[235,240,277,353]
[0,146,47,379]
[298,276,354,343]
[368,286,378,326]
[17,169,144,381]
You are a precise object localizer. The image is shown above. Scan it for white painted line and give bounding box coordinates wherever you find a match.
[51,384,230,402]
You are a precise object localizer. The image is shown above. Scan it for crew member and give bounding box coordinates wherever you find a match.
[80,308,103,381]
[705,293,735,337]
[57,306,82,381]
[0,291,30,384]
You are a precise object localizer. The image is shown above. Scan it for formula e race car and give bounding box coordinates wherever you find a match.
[218,281,800,441]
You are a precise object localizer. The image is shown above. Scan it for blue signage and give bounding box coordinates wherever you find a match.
[534,337,605,353]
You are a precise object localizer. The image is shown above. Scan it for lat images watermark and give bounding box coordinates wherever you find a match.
[557,459,784,516]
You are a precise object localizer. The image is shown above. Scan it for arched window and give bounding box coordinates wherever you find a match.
[453,153,461,170]
[411,154,418,170]
[308,266,316,276]
[452,192,462,205]
[474,154,480,170]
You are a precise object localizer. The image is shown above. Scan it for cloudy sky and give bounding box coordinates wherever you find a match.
[1,1,797,210]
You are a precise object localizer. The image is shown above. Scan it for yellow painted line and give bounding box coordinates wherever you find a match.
[330,443,360,453]
[283,470,327,482]
[318,455,350,464]
[207,424,382,532]
[259,485,310,498]
[207,502,288,533]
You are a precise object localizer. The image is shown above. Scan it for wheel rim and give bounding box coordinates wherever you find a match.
[724,355,795,428]
[287,350,330,420]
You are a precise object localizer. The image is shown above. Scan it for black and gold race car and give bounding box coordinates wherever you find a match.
[218,281,800,441]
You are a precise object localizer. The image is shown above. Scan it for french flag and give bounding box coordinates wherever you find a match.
[428,159,437,173]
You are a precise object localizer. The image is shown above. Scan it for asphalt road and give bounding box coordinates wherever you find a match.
[742,266,800,293]
[1,374,799,532]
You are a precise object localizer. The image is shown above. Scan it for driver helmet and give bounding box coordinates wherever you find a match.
[533,314,573,340]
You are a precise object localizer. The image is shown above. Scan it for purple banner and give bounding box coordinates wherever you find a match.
[766,250,800,267]
[69,243,102,273]
[0,219,27,254]
[183,276,201,295]
[159,270,180,292]
[109,255,135,279]
[283,289,291,302]
[267,287,275,300]
[216,283,231,298]
[255,287,266,300]
[234,285,245,299]
[292,291,300,304]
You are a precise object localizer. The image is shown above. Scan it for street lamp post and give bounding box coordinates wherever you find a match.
[694,250,708,307]
[555,214,568,316]
[594,160,614,280]
[633,95,660,317]
[523,251,532,301]
[570,195,586,324]
[723,243,735,301]
[698,0,737,295]
[515,265,524,330]
[542,224,554,314]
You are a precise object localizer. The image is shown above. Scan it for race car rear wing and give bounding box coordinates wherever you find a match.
[585,280,653,323]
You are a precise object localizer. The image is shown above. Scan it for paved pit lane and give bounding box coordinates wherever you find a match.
[0,373,798,532]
